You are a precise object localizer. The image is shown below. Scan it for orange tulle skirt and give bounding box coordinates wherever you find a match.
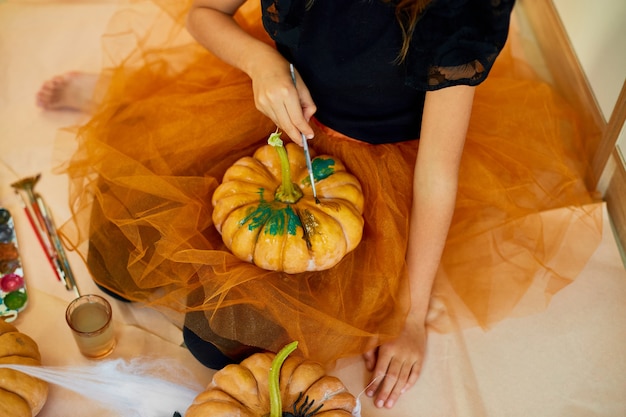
[57,0,602,364]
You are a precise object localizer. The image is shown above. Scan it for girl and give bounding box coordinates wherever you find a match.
[48,0,599,409]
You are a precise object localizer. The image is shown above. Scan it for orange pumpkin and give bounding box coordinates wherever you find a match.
[0,320,49,417]
[212,133,364,273]
[185,342,358,417]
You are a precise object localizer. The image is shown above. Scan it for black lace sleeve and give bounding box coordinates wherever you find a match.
[406,0,516,90]
[261,0,307,49]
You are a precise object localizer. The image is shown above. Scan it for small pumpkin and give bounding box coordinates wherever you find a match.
[0,319,49,417]
[212,133,364,273]
[185,341,358,417]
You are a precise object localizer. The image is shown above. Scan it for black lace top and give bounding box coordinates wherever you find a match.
[261,0,515,143]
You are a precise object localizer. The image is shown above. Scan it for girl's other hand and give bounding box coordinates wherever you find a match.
[362,315,426,409]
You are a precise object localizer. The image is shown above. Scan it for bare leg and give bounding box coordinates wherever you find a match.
[36,71,100,112]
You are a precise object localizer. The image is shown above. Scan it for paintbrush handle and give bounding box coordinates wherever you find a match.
[301,136,318,199]
[35,195,80,296]
[289,63,318,199]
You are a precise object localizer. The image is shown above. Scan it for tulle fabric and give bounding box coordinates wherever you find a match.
[57,0,602,364]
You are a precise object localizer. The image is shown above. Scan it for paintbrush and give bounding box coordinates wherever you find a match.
[289,63,319,204]
[11,174,80,297]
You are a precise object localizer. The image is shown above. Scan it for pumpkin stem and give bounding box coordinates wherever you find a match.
[268,132,304,204]
[269,341,299,417]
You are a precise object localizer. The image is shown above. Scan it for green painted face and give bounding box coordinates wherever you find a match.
[240,189,303,236]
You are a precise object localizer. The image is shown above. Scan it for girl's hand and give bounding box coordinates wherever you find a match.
[248,55,316,145]
[362,314,426,409]
[187,1,316,145]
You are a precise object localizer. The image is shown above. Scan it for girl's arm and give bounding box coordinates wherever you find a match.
[187,0,315,143]
[364,84,475,409]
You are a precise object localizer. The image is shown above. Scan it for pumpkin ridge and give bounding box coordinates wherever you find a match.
[283,361,326,400]
[0,322,48,417]
[209,388,257,408]
[241,353,274,412]
[211,366,266,413]
[306,201,363,252]
[0,368,48,414]
[0,356,42,365]
[282,371,344,417]
[293,206,314,251]
[224,157,278,186]
[0,333,42,360]
[279,212,293,268]
[302,208,347,257]
[224,206,262,260]
[313,180,364,208]
[214,183,273,200]
[0,385,31,410]
[0,389,31,416]
[306,377,352,403]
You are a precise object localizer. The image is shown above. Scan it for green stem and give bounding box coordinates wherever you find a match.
[269,341,299,417]
[268,132,303,204]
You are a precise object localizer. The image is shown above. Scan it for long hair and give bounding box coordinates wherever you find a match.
[388,0,432,63]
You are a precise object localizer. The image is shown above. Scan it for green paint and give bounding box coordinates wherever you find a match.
[301,157,336,187]
[240,188,303,236]
[240,189,273,230]
[236,133,331,239]
[313,157,336,181]
[265,209,284,235]
[283,205,302,236]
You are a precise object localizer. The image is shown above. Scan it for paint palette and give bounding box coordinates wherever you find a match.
[0,208,28,321]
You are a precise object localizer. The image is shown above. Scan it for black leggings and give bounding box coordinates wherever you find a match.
[96,283,255,369]
[182,326,238,370]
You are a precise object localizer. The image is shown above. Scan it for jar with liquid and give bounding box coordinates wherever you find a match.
[65,294,116,359]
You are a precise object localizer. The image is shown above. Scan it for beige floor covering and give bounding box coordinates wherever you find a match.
[1,1,625,416]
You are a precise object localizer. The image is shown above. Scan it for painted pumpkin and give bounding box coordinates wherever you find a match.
[185,342,359,417]
[212,133,364,273]
[0,320,49,417]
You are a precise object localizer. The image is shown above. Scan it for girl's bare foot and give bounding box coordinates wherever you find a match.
[36,71,99,112]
